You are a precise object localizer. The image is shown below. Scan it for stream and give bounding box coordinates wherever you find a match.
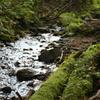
[0,26,61,99]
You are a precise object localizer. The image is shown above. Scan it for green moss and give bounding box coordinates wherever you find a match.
[18,30,27,37]
[59,12,83,36]
[29,44,100,100]
[0,33,20,41]
[60,44,100,100]
[60,68,93,100]
[29,54,76,100]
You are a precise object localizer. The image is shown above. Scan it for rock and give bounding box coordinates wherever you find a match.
[14,61,20,67]
[35,74,46,81]
[38,47,61,64]
[0,42,5,47]
[16,69,36,81]
[27,82,34,87]
[53,31,62,36]
[38,72,51,81]
[38,27,50,33]
[1,86,12,94]
[23,48,29,51]
[9,69,16,76]
[5,42,13,46]
[29,27,39,36]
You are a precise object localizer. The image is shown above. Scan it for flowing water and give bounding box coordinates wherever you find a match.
[0,26,61,99]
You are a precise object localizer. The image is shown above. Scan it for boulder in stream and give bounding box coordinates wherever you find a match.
[16,69,36,81]
[1,86,12,94]
[38,47,61,64]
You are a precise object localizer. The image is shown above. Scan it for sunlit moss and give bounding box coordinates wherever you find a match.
[30,44,100,100]
[0,33,20,41]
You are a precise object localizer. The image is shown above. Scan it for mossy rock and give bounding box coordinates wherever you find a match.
[0,33,20,42]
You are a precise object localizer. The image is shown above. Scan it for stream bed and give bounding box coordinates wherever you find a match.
[0,26,61,99]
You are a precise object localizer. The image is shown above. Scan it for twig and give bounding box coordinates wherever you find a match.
[89,89,100,100]
[16,92,23,100]
[22,90,35,100]
[57,50,64,64]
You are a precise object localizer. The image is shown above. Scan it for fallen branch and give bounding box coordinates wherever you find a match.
[16,92,23,100]
[47,0,76,20]
[56,50,64,64]
[89,89,100,100]
[22,90,35,100]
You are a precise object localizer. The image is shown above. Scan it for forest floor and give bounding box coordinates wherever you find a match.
[58,34,100,60]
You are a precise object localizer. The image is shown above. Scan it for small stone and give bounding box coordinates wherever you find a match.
[1,86,12,94]
[14,61,20,67]
[27,82,34,87]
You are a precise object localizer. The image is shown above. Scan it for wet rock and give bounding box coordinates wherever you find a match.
[29,27,39,36]
[0,42,5,47]
[34,72,51,81]
[23,48,29,51]
[53,31,62,36]
[5,42,13,47]
[41,66,50,70]
[29,48,33,50]
[41,40,46,43]
[9,69,16,76]
[35,74,46,80]
[38,47,61,64]
[23,48,33,51]
[16,69,36,81]
[40,45,43,47]
[38,27,50,33]
[27,82,34,87]
[1,86,12,94]
[14,61,20,67]
[1,65,6,69]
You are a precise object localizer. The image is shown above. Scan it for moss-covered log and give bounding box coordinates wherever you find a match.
[60,44,100,100]
[29,53,76,100]
[29,44,100,100]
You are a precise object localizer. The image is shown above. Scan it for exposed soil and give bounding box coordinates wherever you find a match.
[58,34,100,59]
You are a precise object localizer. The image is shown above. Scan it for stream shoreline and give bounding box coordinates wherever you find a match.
[0,25,63,100]
[0,22,100,99]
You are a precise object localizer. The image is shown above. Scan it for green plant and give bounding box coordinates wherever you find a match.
[59,12,83,35]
